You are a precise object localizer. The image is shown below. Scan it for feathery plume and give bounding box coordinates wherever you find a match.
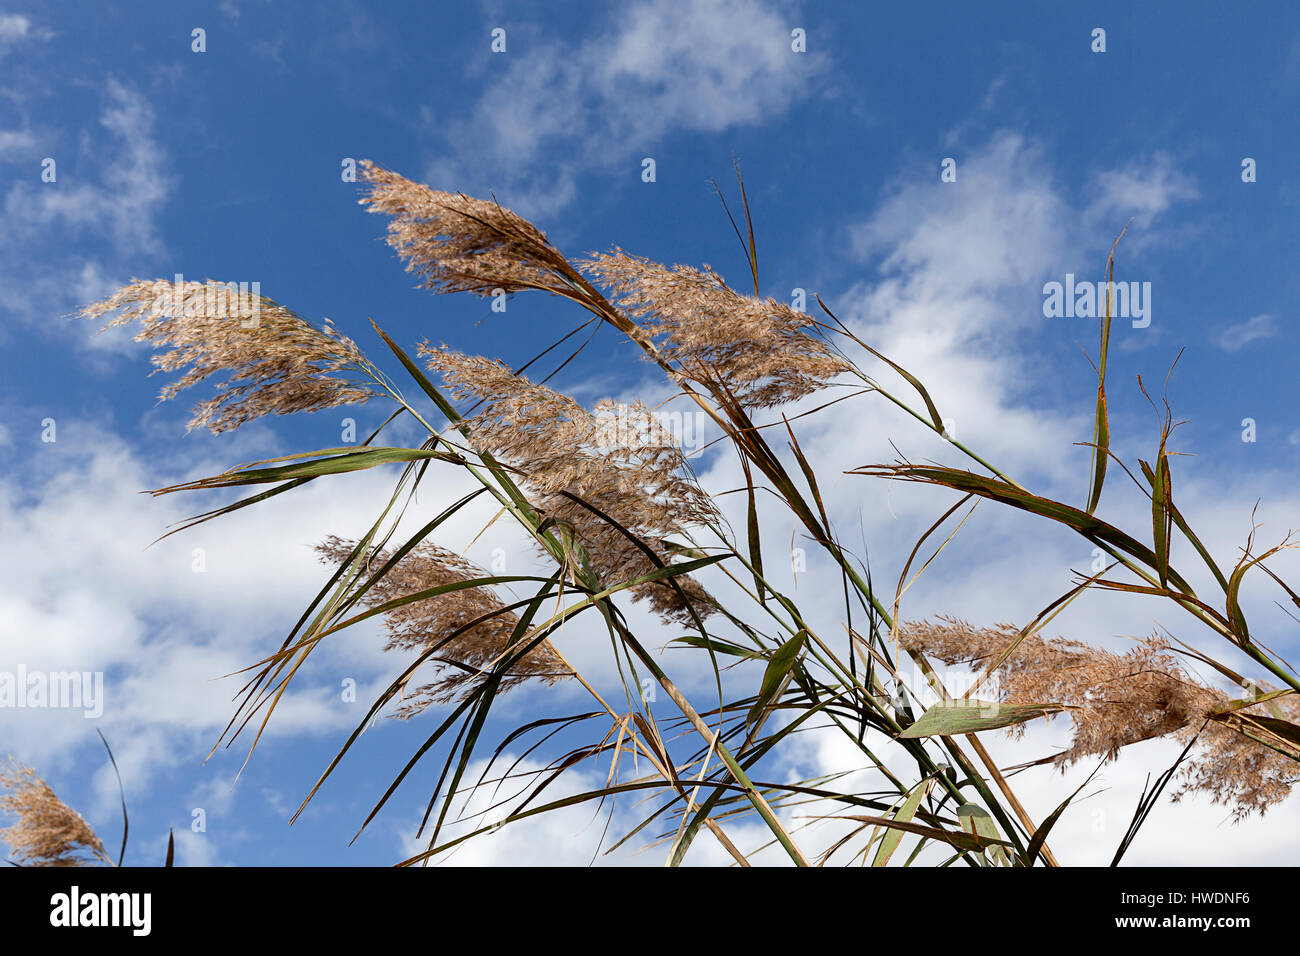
[580,250,851,407]
[0,758,110,867]
[358,164,845,407]
[80,279,379,433]
[1177,693,1300,819]
[316,536,570,715]
[899,617,1299,817]
[357,160,571,298]
[420,345,719,623]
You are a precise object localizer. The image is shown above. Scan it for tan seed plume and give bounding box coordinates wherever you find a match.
[900,617,1300,817]
[1177,692,1300,819]
[316,536,570,715]
[357,160,572,298]
[356,162,849,408]
[420,345,720,624]
[80,279,378,433]
[0,758,110,867]
[580,250,852,407]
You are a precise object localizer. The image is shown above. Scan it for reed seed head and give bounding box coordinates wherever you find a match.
[357,160,571,298]
[80,279,379,433]
[900,617,1299,817]
[580,249,852,407]
[0,758,109,867]
[421,345,720,623]
[1177,692,1300,819]
[316,536,570,715]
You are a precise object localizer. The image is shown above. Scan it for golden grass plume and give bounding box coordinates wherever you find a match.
[420,344,720,623]
[0,758,110,867]
[315,535,571,715]
[80,279,378,433]
[900,617,1300,818]
[357,160,571,298]
[580,250,851,407]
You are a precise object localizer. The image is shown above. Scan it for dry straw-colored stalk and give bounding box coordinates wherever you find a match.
[420,345,720,623]
[0,758,110,867]
[900,617,1300,817]
[316,536,571,715]
[80,279,378,433]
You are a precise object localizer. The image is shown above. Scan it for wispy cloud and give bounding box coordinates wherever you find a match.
[0,419,439,793]
[423,0,824,216]
[395,753,776,866]
[0,12,51,51]
[0,78,172,345]
[0,127,34,156]
[4,78,169,254]
[1214,312,1278,352]
[0,13,30,38]
[1083,153,1200,253]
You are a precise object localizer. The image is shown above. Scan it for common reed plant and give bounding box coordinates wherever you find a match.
[0,735,166,866]
[76,162,1300,866]
[0,759,111,867]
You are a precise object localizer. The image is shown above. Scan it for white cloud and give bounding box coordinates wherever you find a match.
[423,0,823,217]
[837,131,1081,479]
[0,13,30,39]
[0,128,34,155]
[854,133,1066,294]
[1214,312,1277,352]
[395,753,778,866]
[0,419,463,792]
[0,13,50,51]
[1083,153,1200,253]
[0,79,173,342]
[4,77,169,254]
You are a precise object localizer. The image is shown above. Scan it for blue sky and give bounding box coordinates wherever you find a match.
[2,0,1299,866]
